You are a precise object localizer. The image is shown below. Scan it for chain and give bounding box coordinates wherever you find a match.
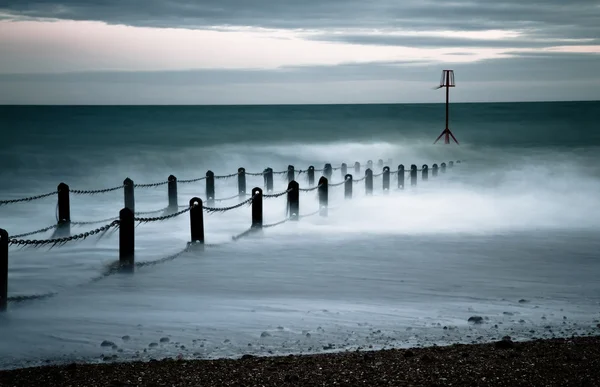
[9,224,59,239]
[71,185,124,195]
[179,176,206,183]
[135,244,192,268]
[263,218,289,228]
[0,191,57,206]
[214,193,241,202]
[232,227,258,241]
[372,172,384,177]
[8,221,119,247]
[300,209,321,218]
[272,170,288,175]
[8,292,57,303]
[263,188,291,198]
[204,196,254,213]
[328,179,349,187]
[245,172,264,176]
[134,180,169,188]
[353,176,367,183]
[71,216,120,226]
[215,172,239,179]
[134,207,191,223]
[299,184,322,192]
[135,207,169,215]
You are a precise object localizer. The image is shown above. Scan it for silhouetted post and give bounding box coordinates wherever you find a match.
[456,160,462,164]
[287,165,295,184]
[341,163,347,178]
[398,164,405,190]
[367,160,373,170]
[168,175,178,212]
[377,159,384,170]
[441,162,447,173]
[238,168,246,200]
[344,174,352,199]
[383,166,390,193]
[307,166,315,187]
[324,164,332,180]
[318,176,328,217]
[410,165,417,186]
[251,187,263,229]
[55,182,71,237]
[449,161,454,168]
[189,197,204,244]
[365,168,373,195]
[0,228,7,312]
[264,168,273,193]
[206,171,215,206]
[119,208,134,265]
[432,164,439,177]
[354,162,361,175]
[287,181,299,221]
[422,165,429,181]
[124,178,135,213]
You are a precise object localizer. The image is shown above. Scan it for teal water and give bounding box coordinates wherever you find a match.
[0,102,599,369]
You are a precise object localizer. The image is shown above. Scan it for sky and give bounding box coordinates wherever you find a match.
[0,0,599,104]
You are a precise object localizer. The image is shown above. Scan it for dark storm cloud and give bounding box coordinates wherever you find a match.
[1,0,599,41]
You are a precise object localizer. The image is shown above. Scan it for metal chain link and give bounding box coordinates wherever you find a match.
[272,170,288,175]
[353,176,367,183]
[134,180,169,188]
[8,221,119,247]
[135,207,169,215]
[134,207,191,223]
[263,188,291,198]
[71,185,124,195]
[178,176,206,183]
[135,244,192,268]
[299,184,322,192]
[300,209,321,219]
[8,292,57,303]
[215,172,240,179]
[245,172,264,176]
[9,224,59,239]
[0,191,57,206]
[204,196,254,213]
[328,179,349,187]
[214,193,241,202]
[71,216,120,226]
[263,218,289,228]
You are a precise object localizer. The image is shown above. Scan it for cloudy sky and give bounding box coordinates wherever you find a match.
[0,0,599,104]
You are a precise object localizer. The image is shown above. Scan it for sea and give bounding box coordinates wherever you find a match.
[0,102,599,370]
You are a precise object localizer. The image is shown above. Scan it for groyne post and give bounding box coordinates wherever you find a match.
[354,162,361,175]
[119,208,135,265]
[432,164,439,177]
[377,159,384,170]
[264,168,273,193]
[383,166,390,193]
[367,160,373,170]
[55,182,71,237]
[168,175,178,212]
[441,162,447,173]
[422,165,429,181]
[308,166,315,187]
[398,165,405,190]
[344,174,352,199]
[410,165,417,186]
[189,197,204,244]
[0,228,7,312]
[287,165,295,184]
[318,176,328,217]
[341,163,347,178]
[124,178,135,213]
[238,168,246,201]
[449,161,454,169]
[365,169,373,195]
[324,164,332,180]
[251,187,263,229]
[287,181,299,221]
[206,171,215,206]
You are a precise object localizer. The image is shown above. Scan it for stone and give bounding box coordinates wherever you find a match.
[101,341,115,348]
[468,316,484,324]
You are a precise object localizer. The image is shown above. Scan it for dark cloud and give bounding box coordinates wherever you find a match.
[0,0,599,42]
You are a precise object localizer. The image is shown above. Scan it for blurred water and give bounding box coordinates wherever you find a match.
[0,103,599,370]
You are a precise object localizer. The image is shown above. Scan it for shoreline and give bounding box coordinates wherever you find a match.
[1,335,599,386]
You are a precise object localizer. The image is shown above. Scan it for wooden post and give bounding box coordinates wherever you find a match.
[189,197,204,243]
[341,163,347,179]
[449,161,454,168]
[410,165,417,186]
[318,176,328,217]
[55,182,71,237]
[238,168,246,200]
[287,165,295,184]
[307,166,315,187]
[251,187,263,229]
[377,159,384,170]
[344,174,352,199]
[206,170,215,206]
[398,164,405,190]
[382,166,390,193]
[324,164,332,180]
[422,165,429,181]
[264,168,273,193]
[432,164,439,177]
[441,163,447,173]
[168,175,178,212]
[119,208,134,265]
[287,181,299,221]
[456,160,461,164]
[367,160,373,170]
[0,228,7,312]
[124,178,135,213]
[354,162,361,175]
[365,168,373,195]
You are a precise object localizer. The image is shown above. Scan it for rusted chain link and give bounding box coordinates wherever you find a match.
[204,196,254,214]
[263,189,291,198]
[9,224,59,239]
[134,207,191,223]
[71,216,120,226]
[8,221,119,247]
[0,191,57,206]
[71,185,124,195]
